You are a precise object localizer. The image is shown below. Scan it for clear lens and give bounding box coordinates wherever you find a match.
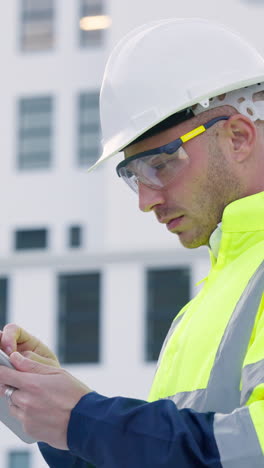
[119,147,189,193]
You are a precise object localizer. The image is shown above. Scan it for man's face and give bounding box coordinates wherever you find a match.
[124,116,242,248]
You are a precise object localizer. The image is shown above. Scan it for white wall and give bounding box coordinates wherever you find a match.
[0,0,262,465]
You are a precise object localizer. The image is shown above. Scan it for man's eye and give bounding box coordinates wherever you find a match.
[126,170,134,178]
[127,171,139,184]
[152,160,166,170]
[155,164,165,170]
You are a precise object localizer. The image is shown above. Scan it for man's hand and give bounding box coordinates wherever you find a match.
[0,324,60,367]
[0,352,91,449]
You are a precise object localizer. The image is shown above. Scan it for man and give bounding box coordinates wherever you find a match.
[0,18,264,467]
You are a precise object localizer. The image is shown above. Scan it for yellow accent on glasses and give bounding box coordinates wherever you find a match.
[180,125,206,143]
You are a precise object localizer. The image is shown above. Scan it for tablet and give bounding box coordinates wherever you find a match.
[0,350,36,443]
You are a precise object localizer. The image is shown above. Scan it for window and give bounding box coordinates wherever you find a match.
[0,278,8,330]
[18,96,53,170]
[146,267,190,361]
[78,92,101,166]
[8,450,31,468]
[58,273,101,363]
[20,0,54,51]
[69,226,82,248]
[15,229,48,250]
[80,0,104,47]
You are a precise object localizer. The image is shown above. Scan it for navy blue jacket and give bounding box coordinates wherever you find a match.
[39,391,222,467]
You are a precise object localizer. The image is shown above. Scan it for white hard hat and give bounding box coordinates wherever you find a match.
[89,18,264,171]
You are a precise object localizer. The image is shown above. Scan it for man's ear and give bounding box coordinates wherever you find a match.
[222,114,257,162]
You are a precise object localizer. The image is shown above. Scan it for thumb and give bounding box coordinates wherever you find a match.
[10,352,55,374]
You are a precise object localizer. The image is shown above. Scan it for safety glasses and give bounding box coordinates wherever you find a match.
[116,116,229,193]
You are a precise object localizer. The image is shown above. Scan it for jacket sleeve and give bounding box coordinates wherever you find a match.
[66,391,222,468]
[38,442,95,468]
[38,390,222,468]
[39,385,264,468]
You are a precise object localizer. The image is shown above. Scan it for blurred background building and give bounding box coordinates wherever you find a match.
[0,0,262,466]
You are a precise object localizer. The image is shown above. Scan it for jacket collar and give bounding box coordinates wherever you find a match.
[209,191,264,265]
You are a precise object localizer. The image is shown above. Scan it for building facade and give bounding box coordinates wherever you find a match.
[0,0,261,466]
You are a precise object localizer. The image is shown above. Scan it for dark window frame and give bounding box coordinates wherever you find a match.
[145,266,191,362]
[0,277,8,330]
[14,228,48,251]
[20,0,55,52]
[78,91,101,167]
[79,0,105,48]
[68,225,83,248]
[17,95,53,170]
[8,449,31,468]
[58,272,101,364]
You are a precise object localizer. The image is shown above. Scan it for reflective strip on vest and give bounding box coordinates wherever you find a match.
[156,313,185,369]
[241,360,264,406]
[213,407,263,468]
[167,261,264,413]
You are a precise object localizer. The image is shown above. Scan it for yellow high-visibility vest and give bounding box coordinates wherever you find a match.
[149,191,264,465]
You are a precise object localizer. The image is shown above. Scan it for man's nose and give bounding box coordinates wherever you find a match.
[138,183,165,212]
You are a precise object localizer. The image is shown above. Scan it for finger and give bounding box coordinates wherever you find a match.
[9,402,24,420]
[10,352,59,375]
[0,384,13,399]
[1,324,22,354]
[0,385,33,416]
[5,387,20,408]
[1,323,22,354]
[0,384,17,404]
[2,324,44,355]
[20,351,60,368]
[1,325,59,365]
[0,365,26,389]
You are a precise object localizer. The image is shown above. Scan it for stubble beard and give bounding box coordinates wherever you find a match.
[177,145,244,249]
